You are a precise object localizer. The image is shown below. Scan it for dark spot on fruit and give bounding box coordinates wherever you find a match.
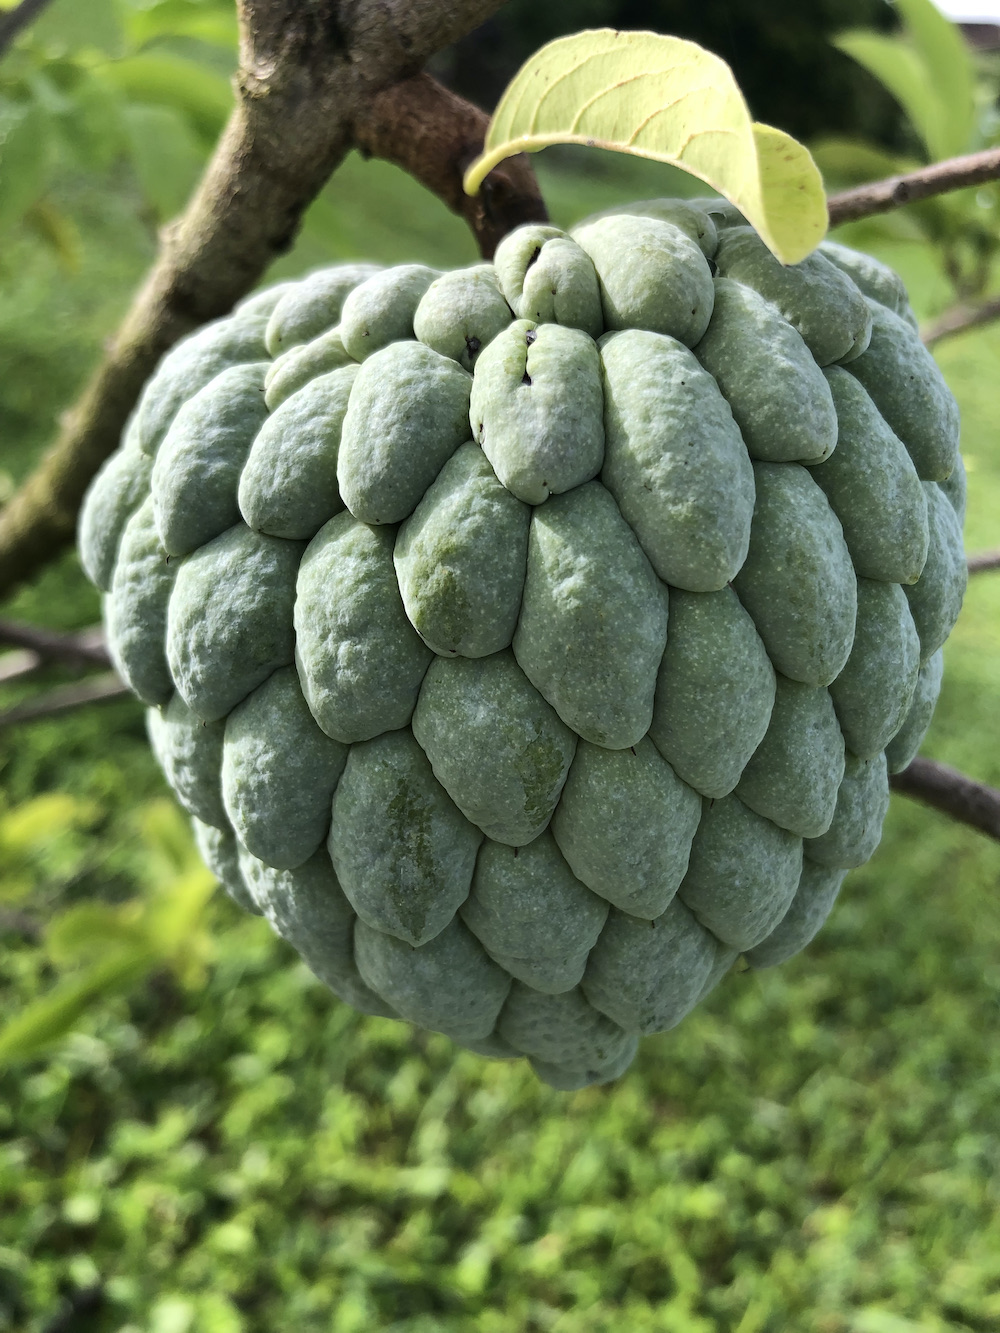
[630,746,637,756]
[466,335,481,357]
[513,846,519,858]
[525,330,537,346]
[526,246,542,270]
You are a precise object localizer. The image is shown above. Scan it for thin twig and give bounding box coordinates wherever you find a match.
[827,147,1000,227]
[0,673,130,729]
[968,548,1000,575]
[0,911,42,941]
[0,649,41,684]
[0,620,108,667]
[0,0,56,57]
[890,756,1000,843]
[0,0,545,604]
[922,294,1000,346]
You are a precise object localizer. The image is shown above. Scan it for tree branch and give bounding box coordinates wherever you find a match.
[827,147,1000,227]
[968,548,1000,575]
[890,757,1000,843]
[0,619,109,668]
[0,673,130,729]
[922,294,1000,347]
[0,0,546,604]
[0,0,55,57]
[352,73,545,258]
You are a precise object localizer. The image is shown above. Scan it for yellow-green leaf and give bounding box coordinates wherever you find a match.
[463,28,827,264]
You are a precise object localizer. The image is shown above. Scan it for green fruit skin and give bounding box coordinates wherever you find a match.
[106,496,175,706]
[811,368,929,585]
[137,313,269,456]
[394,442,530,659]
[601,328,755,591]
[498,981,635,1075]
[885,649,944,774]
[413,265,513,371]
[167,522,305,730]
[733,462,858,688]
[192,817,261,915]
[745,861,847,969]
[470,319,605,505]
[222,666,349,871]
[493,228,603,339]
[166,524,303,724]
[572,214,715,346]
[328,728,482,947]
[354,914,511,1044]
[847,300,960,482]
[240,365,358,541]
[550,738,701,921]
[735,675,846,840]
[238,846,396,1017]
[576,198,719,259]
[693,277,838,464]
[263,327,354,411]
[78,418,151,592]
[152,363,270,558]
[339,264,438,361]
[460,833,608,994]
[829,578,921,760]
[294,513,432,744]
[714,226,872,366]
[939,452,966,525]
[804,751,890,870]
[513,482,668,750]
[903,482,967,665]
[818,240,910,319]
[412,651,577,848]
[339,340,472,525]
[264,263,381,357]
[648,587,776,800]
[678,794,803,951]
[147,696,226,829]
[581,897,718,1036]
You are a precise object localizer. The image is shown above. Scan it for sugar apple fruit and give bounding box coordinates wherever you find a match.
[79,197,966,1091]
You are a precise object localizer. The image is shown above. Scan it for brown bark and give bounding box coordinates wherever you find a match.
[967,548,1000,575]
[922,294,1000,347]
[827,146,1000,226]
[891,757,1000,843]
[353,73,546,259]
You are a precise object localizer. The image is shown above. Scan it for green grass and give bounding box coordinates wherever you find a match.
[1,152,1000,1332]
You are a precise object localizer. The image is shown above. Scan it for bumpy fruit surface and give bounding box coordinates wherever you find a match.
[79,198,966,1090]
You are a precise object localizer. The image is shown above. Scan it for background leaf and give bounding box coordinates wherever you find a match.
[121,102,208,220]
[464,28,827,262]
[894,0,975,156]
[0,99,53,230]
[833,32,943,160]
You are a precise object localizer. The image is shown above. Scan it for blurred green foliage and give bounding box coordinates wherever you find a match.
[815,0,1000,304]
[0,0,236,263]
[1,2,999,1329]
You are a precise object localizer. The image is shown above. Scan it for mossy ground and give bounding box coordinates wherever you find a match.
[1,152,999,1332]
